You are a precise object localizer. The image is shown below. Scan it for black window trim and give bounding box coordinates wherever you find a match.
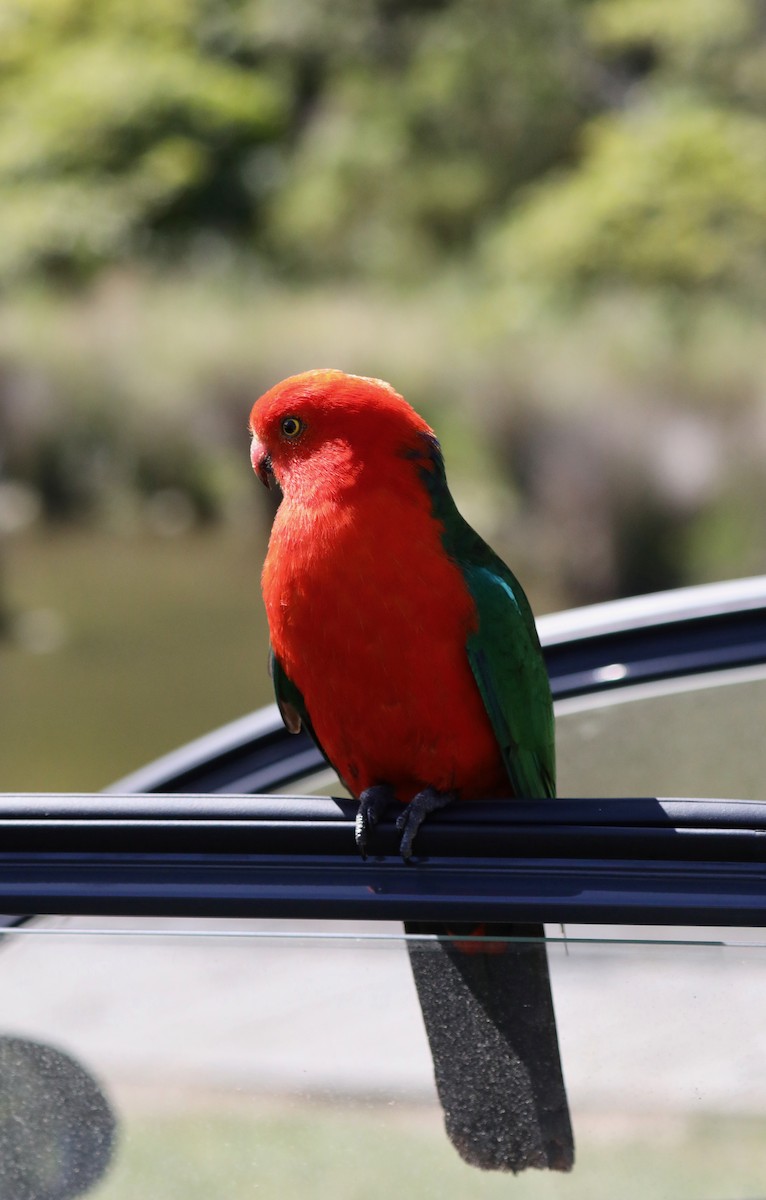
[0,794,764,926]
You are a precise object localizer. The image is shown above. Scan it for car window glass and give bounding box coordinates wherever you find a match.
[0,919,765,1199]
[556,665,766,799]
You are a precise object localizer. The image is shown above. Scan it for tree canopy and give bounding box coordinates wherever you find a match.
[3,0,766,304]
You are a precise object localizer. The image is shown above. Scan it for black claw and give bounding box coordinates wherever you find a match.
[397,788,455,861]
[395,808,415,862]
[355,784,396,858]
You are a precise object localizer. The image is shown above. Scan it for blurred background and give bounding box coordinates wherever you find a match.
[2,0,766,791]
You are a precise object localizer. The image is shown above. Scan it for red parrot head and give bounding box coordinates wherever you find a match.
[249,369,434,500]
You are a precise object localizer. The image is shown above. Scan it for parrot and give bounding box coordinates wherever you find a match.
[249,368,574,1173]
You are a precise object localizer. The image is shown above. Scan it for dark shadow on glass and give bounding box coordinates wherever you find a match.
[0,1036,116,1200]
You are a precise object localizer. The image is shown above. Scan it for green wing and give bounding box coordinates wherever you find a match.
[462,553,556,799]
[417,437,555,800]
[269,647,310,738]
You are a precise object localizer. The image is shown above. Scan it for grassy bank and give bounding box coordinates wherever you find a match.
[92,1103,766,1200]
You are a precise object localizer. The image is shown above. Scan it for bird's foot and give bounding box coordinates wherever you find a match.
[355,784,396,858]
[396,788,456,861]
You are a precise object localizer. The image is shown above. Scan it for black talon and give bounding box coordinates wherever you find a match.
[396,787,455,861]
[355,784,396,857]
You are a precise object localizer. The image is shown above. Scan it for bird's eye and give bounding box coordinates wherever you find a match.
[280,416,304,439]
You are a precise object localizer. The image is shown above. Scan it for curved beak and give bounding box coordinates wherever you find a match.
[250,435,276,490]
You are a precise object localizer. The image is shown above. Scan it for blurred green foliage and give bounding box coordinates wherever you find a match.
[4,0,766,299]
[259,0,596,279]
[0,0,288,280]
[0,0,598,283]
[491,104,766,300]
[492,0,766,304]
[1,0,766,616]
